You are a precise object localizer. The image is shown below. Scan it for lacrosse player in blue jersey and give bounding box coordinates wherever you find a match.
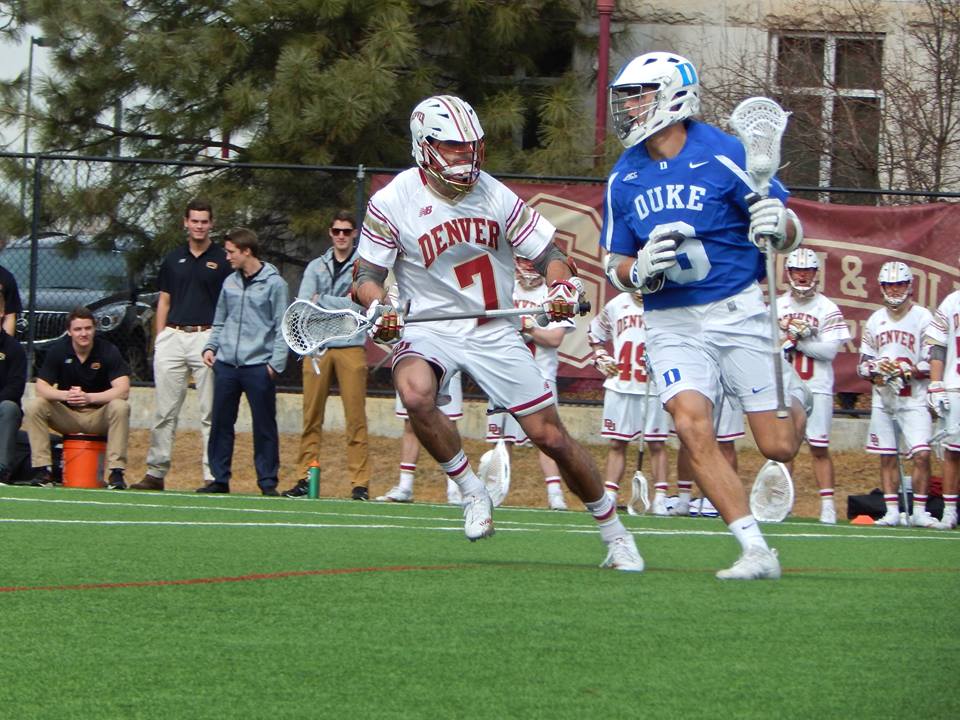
[602,52,809,580]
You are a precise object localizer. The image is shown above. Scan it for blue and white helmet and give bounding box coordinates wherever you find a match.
[878,261,913,307]
[609,52,701,148]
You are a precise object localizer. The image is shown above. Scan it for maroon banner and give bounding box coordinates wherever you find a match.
[369,174,960,394]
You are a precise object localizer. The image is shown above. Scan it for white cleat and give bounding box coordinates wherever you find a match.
[819,505,837,525]
[375,486,413,503]
[548,493,568,511]
[874,513,901,527]
[671,497,690,517]
[463,491,494,541]
[935,510,957,530]
[716,546,781,580]
[600,535,645,572]
[650,495,670,516]
[911,511,940,528]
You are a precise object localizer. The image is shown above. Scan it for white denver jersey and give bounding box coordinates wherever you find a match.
[926,290,960,390]
[588,293,653,396]
[359,168,555,336]
[860,303,933,408]
[513,282,574,382]
[777,291,851,395]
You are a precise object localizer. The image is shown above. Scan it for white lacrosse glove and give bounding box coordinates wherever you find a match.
[631,232,678,289]
[927,381,950,418]
[366,300,403,344]
[542,277,584,321]
[781,317,815,343]
[591,349,619,378]
[748,197,790,251]
[520,314,537,334]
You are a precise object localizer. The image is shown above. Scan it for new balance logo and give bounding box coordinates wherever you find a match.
[419,206,433,217]
[689,161,708,169]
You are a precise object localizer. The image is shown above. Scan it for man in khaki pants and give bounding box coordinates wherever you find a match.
[281,210,371,500]
[23,307,131,488]
[131,198,231,490]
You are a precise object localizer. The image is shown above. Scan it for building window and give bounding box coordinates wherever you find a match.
[774,32,883,203]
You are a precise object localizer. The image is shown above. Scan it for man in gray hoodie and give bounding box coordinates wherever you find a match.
[198,227,289,496]
[281,210,371,500]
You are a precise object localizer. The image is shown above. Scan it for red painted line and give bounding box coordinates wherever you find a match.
[0,564,461,593]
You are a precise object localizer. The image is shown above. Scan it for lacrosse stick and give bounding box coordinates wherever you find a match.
[627,370,652,516]
[878,381,912,524]
[281,299,592,358]
[749,459,795,522]
[730,97,791,419]
[478,412,511,507]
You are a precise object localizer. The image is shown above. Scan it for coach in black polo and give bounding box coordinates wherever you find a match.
[22,306,131,488]
[0,287,26,484]
[131,198,231,491]
[0,263,22,337]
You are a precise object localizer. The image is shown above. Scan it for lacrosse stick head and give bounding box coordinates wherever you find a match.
[478,440,511,507]
[749,460,794,522]
[729,97,790,196]
[281,299,367,357]
[627,471,650,516]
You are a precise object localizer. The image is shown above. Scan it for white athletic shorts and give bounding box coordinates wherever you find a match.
[393,323,554,420]
[937,391,960,453]
[600,390,671,442]
[865,405,932,457]
[395,371,463,420]
[644,283,779,413]
[486,380,557,446]
[715,394,745,442]
[805,393,834,448]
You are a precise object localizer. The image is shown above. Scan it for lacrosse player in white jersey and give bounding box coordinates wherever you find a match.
[776,248,851,524]
[588,291,673,513]
[924,276,960,530]
[485,258,576,511]
[603,52,809,579]
[858,262,937,527]
[354,95,643,571]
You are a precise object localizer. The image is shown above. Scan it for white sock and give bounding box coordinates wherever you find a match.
[913,494,928,515]
[603,480,619,495]
[819,489,834,509]
[398,464,416,493]
[728,515,769,552]
[677,480,693,502]
[584,493,627,543]
[654,482,668,498]
[440,450,484,497]
[545,476,563,496]
[884,494,899,517]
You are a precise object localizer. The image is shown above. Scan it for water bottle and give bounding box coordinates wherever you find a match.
[307,462,320,499]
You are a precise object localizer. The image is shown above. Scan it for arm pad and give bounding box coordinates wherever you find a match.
[795,338,841,362]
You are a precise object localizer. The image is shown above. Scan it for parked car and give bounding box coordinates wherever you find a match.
[0,232,157,381]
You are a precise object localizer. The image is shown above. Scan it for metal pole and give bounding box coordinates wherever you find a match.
[25,157,43,376]
[354,164,366,224]
[594,1,615,167]
[19,38,38,215]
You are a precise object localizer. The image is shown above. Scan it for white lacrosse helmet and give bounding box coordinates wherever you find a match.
[785,248,820,298]
[514,257,542,290]
[878,261,913,307]
[609,51,701,148]
[410,95,485,196]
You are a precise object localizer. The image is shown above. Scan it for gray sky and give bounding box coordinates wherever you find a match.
[1,28,54,149]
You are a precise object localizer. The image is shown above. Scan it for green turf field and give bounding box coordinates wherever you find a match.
[1,486,957,719]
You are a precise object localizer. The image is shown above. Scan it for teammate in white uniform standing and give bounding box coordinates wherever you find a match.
[776,248,851,524]
[354,95,643,571]
[588,292,673,513]
[923,272,960,530]
[485,258,575,510]
[601,52,809,580]
[857,262,937,527]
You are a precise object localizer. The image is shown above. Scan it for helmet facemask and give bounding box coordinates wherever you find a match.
[785,248,820,298]
[877,261,913,308]
[420,138,485,197]
[411,95,485,198]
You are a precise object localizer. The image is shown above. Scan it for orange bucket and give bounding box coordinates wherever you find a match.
[62,435,107,488]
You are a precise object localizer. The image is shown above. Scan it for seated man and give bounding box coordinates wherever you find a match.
[0,286,27,484]
[23,306,131,488]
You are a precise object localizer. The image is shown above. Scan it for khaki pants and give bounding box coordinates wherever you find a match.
[297,346,369,487]
[23,397,130,470]
[146,327,215,481]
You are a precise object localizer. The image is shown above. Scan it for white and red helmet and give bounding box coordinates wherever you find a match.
[609,52,701,148]
[515,257,543,290]
[785,248,819,298]
[878,261,913,307]
[410,95,485,196]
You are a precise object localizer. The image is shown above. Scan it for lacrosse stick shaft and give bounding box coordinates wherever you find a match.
[765,248,789,418]
[881,386,911,517]
[405,301,590,324]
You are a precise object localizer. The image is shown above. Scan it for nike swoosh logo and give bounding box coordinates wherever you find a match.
[689,161,708,169]
[751,386,766,394]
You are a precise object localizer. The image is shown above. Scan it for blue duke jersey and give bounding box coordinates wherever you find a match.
[601,120,790,311]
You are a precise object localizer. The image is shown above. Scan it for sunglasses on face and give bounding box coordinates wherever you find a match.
[330,227,354,235]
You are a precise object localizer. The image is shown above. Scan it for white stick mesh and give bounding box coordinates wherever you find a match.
[729,97,790,195]
[478,442,511,507]
[281,300,366,356]
[749,460,795,523]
